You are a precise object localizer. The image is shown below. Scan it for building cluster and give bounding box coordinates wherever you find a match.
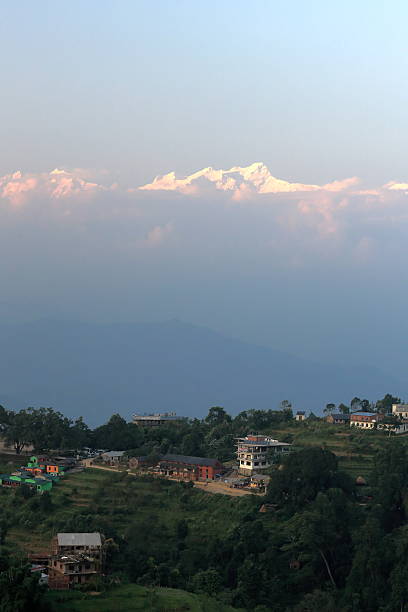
[325,403,408,434]
[90,432,291,488]
[0,455,75,494]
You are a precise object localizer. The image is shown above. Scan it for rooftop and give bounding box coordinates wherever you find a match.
[57,533,102,547]
[160,454,221,467]
[236,436,290,447]
[133,413,187,421]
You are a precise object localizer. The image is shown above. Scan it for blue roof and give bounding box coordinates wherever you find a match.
[352,411,377,417]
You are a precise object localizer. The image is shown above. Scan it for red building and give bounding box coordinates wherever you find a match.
[158,454,224,481]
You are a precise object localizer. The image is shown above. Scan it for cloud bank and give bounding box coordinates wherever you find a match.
[1,161,408,383]
[1,162,407,250]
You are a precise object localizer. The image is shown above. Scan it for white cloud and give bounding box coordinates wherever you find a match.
[145,222,174,247]
[0,168,110,206]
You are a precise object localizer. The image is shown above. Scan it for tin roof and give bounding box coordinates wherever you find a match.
[161,454,221,467]
[57,533,102,547]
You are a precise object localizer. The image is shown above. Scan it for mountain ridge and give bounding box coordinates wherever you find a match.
[0,318,402,425]
[139,162,359,196]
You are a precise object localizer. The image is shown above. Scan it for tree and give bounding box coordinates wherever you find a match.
[359,399,370,411]
[69,416,91,449]
[324,403,336,415]
[344,517,390,611]
[279,400,293,420]
[191,568,222,596]
[371,444,408,530]
[266,448,351,514]
[2,409,33,454]
[375,394,401,415]
[338,403,350,414]
[0,559,49,612]
[292,589,338,612]
[350,397,361,412]
[283,490,352,589]
[204,407,231,427]
[92,414,140,450]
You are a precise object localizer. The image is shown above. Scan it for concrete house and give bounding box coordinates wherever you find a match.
[392,404,408,419]
[350,412,384,429]
[326,413,350,425]
[236,435,291,475]
[48,532,104,589]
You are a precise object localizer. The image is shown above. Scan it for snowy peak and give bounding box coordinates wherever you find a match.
[139,162,324,196]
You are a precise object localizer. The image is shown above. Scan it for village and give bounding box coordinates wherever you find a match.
[1,400,408,599]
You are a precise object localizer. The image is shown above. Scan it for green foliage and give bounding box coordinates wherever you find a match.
[0,406,92,453]
[3,397,408,611]
[0,558,49,612]
[266,447,353,514]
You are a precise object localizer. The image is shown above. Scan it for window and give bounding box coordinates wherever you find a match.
[254,462,259,466]
[246,461,250,466]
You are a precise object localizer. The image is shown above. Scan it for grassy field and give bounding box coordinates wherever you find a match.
[262,420,408,482]
[0,452,26,474]
[46,584,237,612]
[5,467,258,557]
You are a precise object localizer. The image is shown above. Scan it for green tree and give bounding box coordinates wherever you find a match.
[191,568,222,596]
[338,403,350,414]
[375,393,401,415]
[0,559,49,612]
[344,517,390,611]
[324,403,336,415]
[350,397,361,412]
[204,406,231,427]
[266,448,351,514]
[283,490,352,589]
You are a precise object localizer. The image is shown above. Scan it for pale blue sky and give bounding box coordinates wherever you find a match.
[1,1,408,184]
[1,1,408,389]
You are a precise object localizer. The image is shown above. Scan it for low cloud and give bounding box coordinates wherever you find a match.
[0,168,111,206]
[1,163,408,264]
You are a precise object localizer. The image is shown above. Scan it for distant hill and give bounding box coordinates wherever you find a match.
[0,319,402,425]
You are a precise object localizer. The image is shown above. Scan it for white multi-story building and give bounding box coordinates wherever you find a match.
[391,404,408,420]
[236,434,291,475]
[132,412,188,427]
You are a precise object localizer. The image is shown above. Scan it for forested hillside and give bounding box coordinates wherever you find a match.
[2,401,408,610]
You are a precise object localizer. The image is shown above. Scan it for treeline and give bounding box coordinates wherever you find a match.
[0,393,402,459]
[0,405,294,460]
[324,393,401,415]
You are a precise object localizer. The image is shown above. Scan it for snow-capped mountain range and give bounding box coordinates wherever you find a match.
[139,162,359,196]
[1,163,407,206]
